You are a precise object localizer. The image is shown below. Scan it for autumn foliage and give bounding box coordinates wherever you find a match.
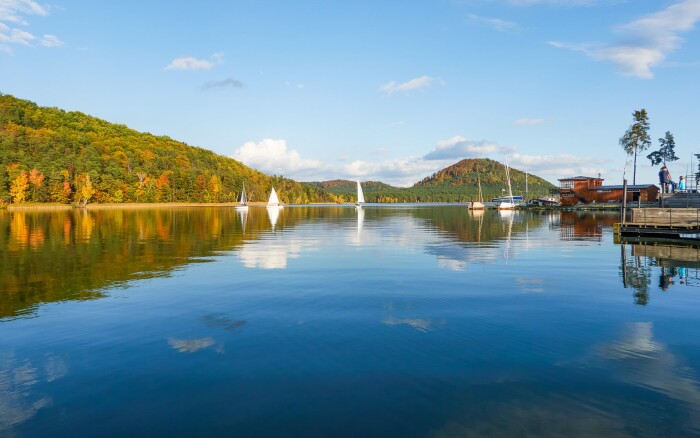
[0,93,338,205]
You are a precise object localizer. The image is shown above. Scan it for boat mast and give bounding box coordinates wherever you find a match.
[525,166,528,202]
[477,171,483,203]
[506,156,513,200]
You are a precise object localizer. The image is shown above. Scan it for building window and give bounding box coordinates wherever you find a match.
[560,180,573,189]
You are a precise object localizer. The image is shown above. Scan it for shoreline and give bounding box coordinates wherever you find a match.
[0,201,643,212]
[2,201,341,211]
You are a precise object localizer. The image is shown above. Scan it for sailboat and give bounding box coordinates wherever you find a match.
[355,181,365,208]
[235,182,248,211]
[267,186,283,208]
[469,171,485,210]
[497,157,516,210]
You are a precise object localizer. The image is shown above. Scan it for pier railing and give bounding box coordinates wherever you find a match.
[631,208,700,227]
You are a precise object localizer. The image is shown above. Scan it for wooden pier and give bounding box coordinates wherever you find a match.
[615,207,700,242]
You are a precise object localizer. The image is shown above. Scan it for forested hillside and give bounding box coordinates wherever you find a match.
[0,94,338,205]
[306,159,556,203]
[412,158,555,202]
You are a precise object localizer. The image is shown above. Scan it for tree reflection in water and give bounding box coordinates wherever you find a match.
[619,240,700,305]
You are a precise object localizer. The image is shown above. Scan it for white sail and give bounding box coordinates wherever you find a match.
[356,181,365,205]
[240,183,247,205]
[268,186,280,206]
[235,182,248,211]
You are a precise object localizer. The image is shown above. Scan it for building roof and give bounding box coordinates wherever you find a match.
[597,184,658,190]
[558,176,602,181]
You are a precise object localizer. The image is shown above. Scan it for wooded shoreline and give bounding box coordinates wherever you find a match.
[1,201,631,212]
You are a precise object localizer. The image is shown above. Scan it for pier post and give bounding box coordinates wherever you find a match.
[622,179,627,224]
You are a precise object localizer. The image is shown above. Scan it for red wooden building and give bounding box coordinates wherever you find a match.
[558,176,659,206]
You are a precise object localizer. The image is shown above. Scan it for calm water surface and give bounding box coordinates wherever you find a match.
[2,205,700,437]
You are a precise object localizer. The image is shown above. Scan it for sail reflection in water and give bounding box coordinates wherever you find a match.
[3,206,700,436]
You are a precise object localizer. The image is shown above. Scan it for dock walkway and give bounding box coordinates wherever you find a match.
[616,204,700,241]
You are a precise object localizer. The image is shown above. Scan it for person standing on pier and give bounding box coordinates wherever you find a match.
[659,166,676,193]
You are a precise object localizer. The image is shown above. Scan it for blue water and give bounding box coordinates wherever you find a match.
[2,206,700,437]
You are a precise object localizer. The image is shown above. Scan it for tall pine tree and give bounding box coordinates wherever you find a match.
[620,109,651,185]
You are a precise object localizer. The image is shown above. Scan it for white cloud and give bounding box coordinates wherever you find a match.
[343,156,449,186]
[380,75,444,96]
[0,0,48,25]
[508,0,600,5]
[165,56,214,71]
[232,135,612,187]
[0,0,59,54]
[424,135,515,160]
[550,0,700,78]
[165,53,223,71]
[329,136,605,186]
[467,14,517,32]
[211,51,223,64]
[201,78,244,90]
[39,34,62,47]
[513,118,545,126]
[0,27,33,45]
[233,138,326,179]
[509,152,609,181]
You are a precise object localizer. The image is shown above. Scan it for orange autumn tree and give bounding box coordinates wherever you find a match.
[28,168,45,202]
[49,170,73,204]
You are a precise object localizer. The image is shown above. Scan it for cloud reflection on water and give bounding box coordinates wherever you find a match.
[0,352,66,433]
[167,337,216,353]
[599,322,700,429]
[237,237,321,270]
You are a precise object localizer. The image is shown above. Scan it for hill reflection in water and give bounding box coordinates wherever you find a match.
[1,206,617,318]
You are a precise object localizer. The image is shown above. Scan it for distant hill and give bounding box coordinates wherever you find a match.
[307,159,556,203]
[411,158,556,202]
[0,93,337,204]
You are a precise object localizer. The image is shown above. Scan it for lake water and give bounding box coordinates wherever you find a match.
[2,205,700,437]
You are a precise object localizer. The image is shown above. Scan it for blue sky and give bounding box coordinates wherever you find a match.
[1,0,699,186]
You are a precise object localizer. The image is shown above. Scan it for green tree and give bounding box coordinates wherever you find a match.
[647,131,679,167]
[0,165,9,204]
[620,109,651,185]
